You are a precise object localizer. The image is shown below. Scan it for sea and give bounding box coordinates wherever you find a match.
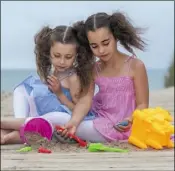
[1,68,168,92]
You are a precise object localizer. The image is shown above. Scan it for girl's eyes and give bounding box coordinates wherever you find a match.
[91,42,110,49]
[54,56,60,58]
[53,54,61,58]
[103,42,109,46]
[53,55,73,59]
[92,46,97,49]
[65,56,73,59]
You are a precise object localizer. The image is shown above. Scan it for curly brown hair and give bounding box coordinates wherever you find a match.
[73,11,147,55]
[34,25,94,94]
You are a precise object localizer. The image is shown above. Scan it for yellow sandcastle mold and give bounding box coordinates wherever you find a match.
[128,107,174,149]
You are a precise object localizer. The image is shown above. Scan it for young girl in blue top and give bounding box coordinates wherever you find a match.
[13,25,95,119]
[1,25,95,144]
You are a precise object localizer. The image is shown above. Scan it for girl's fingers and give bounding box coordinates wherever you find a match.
[64,131,70,139]
[47,76,58,85]
[114,126,125,132]
[117,125,127,130]
[48,76,59,86]
[61,129,68,137]
[49,75,59,84]
[48,75,55,81]
[47,78,54,86]
[117,123,131,132]
[60,128,73,139]
[50,75,58,82]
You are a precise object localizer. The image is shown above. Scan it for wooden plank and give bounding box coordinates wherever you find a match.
[1,151,174,170]
[1,150,174,157]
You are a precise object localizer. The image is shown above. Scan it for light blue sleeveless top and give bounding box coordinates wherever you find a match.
[14,74,95,120]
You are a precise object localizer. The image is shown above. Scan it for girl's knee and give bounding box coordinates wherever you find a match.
[1,129,12,144]
[42,112,71,126]
[76,120,107,142]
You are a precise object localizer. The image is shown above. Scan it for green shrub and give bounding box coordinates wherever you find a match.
[164,57,174,88]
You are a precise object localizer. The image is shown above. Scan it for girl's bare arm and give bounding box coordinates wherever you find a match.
[68,74,81,104]
[69,80,95,127]
[133,59,149,110]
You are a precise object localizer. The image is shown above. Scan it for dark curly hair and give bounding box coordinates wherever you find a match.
[73,11,147,55]
[34,25,94,94]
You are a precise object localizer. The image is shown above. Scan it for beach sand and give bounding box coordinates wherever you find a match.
[1,87,174,170]
[1,87,174,151]
[1,86,174,117]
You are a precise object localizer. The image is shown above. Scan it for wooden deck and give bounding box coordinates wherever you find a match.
[1,145,174,170]
[1,87,174,170]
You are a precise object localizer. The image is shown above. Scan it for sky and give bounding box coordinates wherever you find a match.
[1,1,174,69]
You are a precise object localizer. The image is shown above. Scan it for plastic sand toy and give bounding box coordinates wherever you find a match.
[55,125,87,147]
[128,107,174,149]
[55,125,128,152]
[20,118,53,145]
[88,143,128,152]
[16,146,32,152]
[38,147,52,153]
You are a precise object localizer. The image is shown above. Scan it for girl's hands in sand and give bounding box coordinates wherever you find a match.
[61,121,77,138]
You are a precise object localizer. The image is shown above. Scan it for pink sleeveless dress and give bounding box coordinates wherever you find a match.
[91,56,136,142]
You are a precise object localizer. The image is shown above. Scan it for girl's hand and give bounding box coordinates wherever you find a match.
[47,75,62,95]
[60,120,78,138]
[114,118,132,132]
